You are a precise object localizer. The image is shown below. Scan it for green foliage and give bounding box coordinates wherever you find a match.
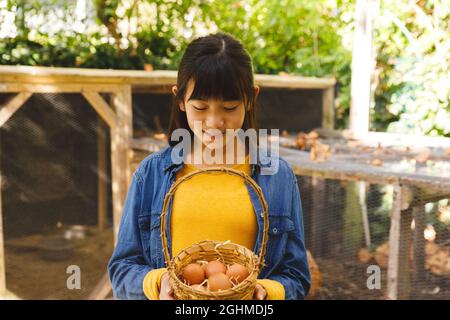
[372,0,450,136]
[0,0,448,135]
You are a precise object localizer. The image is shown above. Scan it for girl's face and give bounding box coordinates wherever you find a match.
[172,79,259,150]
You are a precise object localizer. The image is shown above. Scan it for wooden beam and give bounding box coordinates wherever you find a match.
[97,118,108,231]
[0,92,32,128]
[112,87,133,196]
[88,272,112,300]
[110,126,123,244]
[0,83,124,93]
[387,185,413,299]
[0,65,335,89]
[0,168,5,294]
[412,205,426,297]
[82,91,116,128]
[110,86,133,243]
[321,86,335,129]
[349,0,379,135]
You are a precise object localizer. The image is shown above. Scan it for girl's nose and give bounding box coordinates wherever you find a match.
[205,115,225,130]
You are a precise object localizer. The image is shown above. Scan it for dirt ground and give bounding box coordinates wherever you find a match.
[4,226,114,300]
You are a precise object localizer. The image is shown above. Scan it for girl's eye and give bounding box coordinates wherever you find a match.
[224,106,238,111]
[193,106,207,111]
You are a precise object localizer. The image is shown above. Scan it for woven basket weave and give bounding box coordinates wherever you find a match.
[160,167,269,300]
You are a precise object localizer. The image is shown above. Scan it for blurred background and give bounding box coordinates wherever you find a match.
[0,0,449,300]
[1,0,448,135]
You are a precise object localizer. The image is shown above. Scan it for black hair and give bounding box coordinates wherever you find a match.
[168,32,258,147]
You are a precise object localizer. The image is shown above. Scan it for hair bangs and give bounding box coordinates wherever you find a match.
[188,57,246,103]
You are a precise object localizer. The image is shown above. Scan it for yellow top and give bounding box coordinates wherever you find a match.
[142,159,285,300]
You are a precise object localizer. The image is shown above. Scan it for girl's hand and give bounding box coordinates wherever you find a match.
[159,272,175,300]
[254,283,267,300]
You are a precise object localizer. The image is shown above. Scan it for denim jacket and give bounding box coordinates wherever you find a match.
[108,145,311,300]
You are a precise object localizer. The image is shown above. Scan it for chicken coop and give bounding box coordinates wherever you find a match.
[131,130,450,300]
[0,65,335,299]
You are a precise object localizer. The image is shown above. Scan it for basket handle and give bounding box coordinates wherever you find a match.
[160,167,269,271]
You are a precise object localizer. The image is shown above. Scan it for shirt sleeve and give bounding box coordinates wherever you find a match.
[108,172,153,300]
[256,279,285,300]
[265,172,311,299]
[143,268,168,300]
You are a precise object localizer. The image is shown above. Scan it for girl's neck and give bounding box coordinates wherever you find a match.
[186,137,249,168]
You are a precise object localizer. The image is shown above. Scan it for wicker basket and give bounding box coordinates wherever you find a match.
[160,167,269,300]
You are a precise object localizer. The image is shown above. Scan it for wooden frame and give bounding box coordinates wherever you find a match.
[0,65,336,299]
[130,135,450,300]
[0,75,132,298]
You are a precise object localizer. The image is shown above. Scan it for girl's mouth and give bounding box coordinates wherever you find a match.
[202,130,225,141]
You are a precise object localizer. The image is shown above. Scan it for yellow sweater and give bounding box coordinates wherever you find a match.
[142,161,285,300]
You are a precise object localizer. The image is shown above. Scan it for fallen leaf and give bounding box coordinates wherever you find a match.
[372,159,383,166]
[308,131,319,139]
[357,248,373,264]
[415,149,431,163]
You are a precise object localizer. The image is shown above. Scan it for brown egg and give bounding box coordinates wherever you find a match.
[208,273,232,291]
[182,263,205,285]
[190,284,207,292]
[204,260,227,277]
[226,263,249,284]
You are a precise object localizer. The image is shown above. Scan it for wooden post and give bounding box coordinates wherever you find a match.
[97,117,108,231]
[349,0,378,135]
[111,86,133,243]
[0,167,5,295]
[387,185,413,299]
[322,86,335,129]
[412,205,426,296]
[0,92,32,127]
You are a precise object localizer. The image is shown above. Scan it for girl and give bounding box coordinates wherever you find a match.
[108,32,310,300]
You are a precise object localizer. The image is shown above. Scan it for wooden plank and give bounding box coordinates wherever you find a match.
[0,168,5,294]
[349,0,379,135]
[0,65,336,89]
[82,91,116,128]
[0,83,124,93]
[412,205,426,297]
[109,86,133,243]
[110,125,123,243]
[387,185,413,299]
[0,92,32,128]
[88,272,112,300]
[97,118,108,231]
[321,87,335,129]
[112,87,133,199]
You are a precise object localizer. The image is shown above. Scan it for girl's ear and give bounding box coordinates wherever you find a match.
[254,85,260,99]
[172,85,186,112]
[248,85,260,111]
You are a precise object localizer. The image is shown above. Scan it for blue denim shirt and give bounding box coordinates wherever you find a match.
[108,145,311,300]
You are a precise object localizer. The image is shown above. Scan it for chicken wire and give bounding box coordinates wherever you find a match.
[297,175,450,300]
[0,92,114,299]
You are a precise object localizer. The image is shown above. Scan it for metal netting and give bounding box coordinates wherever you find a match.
[297,175,450,300]
[0,92,114,299]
